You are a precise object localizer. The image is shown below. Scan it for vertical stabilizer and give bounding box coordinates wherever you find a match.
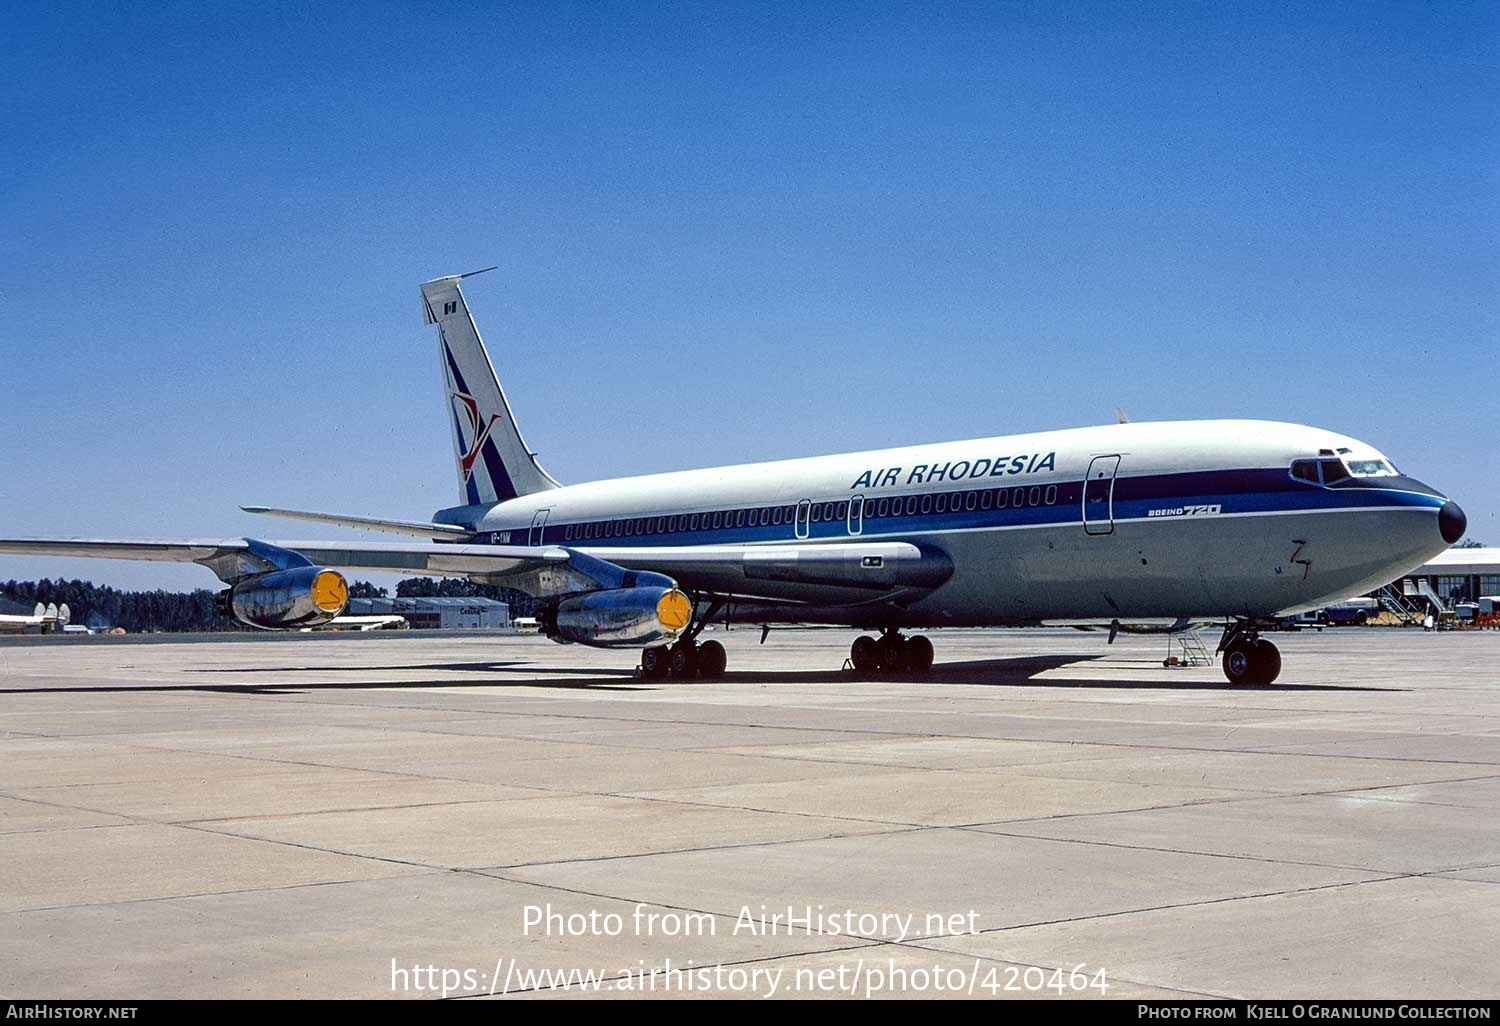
[420,272,561,505]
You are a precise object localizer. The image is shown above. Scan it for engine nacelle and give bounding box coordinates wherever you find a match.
[218,567,349,629]
[545,586,692,647]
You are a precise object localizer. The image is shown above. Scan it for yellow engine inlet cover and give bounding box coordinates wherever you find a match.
[311,570,349,613]
[655,589,692,632]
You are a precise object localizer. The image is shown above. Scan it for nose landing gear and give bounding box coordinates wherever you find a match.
[1217,622,1282,685]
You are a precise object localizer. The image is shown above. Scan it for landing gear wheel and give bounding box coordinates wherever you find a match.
[669,642,699,679]
[697,639,727,679]
[1222,640,1258,686]
[905,635,934,673]
[1222,638,1280,685]
[641,646,669,679]
[850,635,879,672]
[877,633,907,672]
[1251,639,1281,685]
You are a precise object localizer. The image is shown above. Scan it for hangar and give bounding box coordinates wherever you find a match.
[1374,547,1500,620]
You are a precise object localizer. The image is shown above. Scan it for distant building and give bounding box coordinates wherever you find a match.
[1392,548,1500,608]
[346,596,509,629]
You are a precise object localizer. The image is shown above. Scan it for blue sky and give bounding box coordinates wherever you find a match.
[1,1,1495,591]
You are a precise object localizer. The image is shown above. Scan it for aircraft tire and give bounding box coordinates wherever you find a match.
[851,636,879,672]
[1251,639,1281,685]
[669,642,699,679]
[877,633,907,672]
[698,640,727,679]
[905,635,934,673]
[1221,641,1258,685]
[641,646,669,679]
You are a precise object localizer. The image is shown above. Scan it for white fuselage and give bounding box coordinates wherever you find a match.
[437,420,1455,627]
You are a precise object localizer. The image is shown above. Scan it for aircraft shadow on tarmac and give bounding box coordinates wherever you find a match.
[8,654,1400,694]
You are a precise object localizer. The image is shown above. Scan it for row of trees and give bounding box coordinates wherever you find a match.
[1,579,236,633]
[2,576,542,632]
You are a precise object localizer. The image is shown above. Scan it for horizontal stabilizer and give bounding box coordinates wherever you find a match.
[241,506,473,539]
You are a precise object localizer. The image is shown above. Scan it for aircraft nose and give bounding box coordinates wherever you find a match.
[1439,500,1467,545]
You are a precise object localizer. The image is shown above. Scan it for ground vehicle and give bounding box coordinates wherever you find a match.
[1278,610,1327,631]
[1322,598,1380,625]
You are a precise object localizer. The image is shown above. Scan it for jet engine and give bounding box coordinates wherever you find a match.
[542,586,693,647]
[218,566,349,629]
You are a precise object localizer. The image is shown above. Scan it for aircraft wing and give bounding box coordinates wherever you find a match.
[0,537,952,605]
[0,537,568,586]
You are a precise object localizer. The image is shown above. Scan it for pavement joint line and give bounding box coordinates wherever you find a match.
[602,788,1293,832]
[4,864,441,916]
[17,714,1494,786]
[959,825,1458,877]
[597,791,936,828]
[467,822,930,873]
[1407,864,1500,880]
[903,872,1411,938]
[942,773,1500,827]
[998,767,1500,795]
[169,806,914,876]
[29,699,1500,767]
[0,737,611,791]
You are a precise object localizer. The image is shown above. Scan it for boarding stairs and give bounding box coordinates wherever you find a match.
[1376,584,1423,625]
[1407,578,1452,615]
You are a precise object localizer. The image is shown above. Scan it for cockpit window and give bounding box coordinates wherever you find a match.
[1290,460,1320,485]
[1345,459,1398,477]
[1319,459,1350,485]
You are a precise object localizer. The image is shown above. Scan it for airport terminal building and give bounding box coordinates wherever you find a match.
[346,596,509,629]
[1395,548,1500,608]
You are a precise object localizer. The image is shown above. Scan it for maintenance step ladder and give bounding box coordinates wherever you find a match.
[1165,627,1212,668]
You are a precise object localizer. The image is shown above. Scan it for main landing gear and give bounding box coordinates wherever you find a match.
[1217,621,1281,686]
[640,638,726,680]
[640,599,727,680]
[849,628,935,673]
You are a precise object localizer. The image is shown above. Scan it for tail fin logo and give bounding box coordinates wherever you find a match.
[450,390,504,482]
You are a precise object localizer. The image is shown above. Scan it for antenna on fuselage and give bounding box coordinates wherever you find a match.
[1114,407,1130,424]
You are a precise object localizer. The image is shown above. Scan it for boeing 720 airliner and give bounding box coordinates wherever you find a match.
[0,270,1466,684]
